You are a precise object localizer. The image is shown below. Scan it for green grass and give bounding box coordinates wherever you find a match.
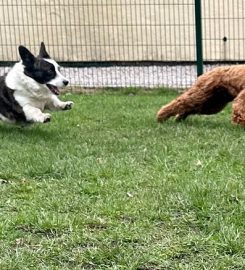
[0,89,244,269]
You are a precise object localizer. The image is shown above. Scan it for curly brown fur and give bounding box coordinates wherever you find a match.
[156,65,245,126]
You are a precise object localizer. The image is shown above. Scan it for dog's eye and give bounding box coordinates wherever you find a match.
[48,68,53,74]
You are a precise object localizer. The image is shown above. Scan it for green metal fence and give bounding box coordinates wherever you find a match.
[0,1,244,88]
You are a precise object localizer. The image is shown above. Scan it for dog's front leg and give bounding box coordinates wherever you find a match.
[46,95,74,111]
[232,89,245,127]
[23,105,51,123]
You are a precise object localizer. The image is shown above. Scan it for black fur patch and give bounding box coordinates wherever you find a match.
[0,76,26,122]
[19,45,56,85]
[24,59,56,84]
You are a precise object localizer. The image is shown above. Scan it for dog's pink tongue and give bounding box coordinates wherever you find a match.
[52,86,60,95]
[47,84,60,95]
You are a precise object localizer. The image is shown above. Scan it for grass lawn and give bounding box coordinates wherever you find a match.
[0,89,244,269]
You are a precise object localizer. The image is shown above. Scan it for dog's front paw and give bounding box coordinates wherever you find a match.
[43,113,51,123]
[63,101,74,110]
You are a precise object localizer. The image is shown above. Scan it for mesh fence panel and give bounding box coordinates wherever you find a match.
[0,1,244,89]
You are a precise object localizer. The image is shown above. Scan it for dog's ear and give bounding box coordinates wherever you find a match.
[18,46,35,68]
[38,42,50,59]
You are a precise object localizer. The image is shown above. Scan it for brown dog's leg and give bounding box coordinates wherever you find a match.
[232,89,245,127]
[156,70,219,122]
[157,85,234,122]
[157,84,211,122]
[197,87,234,115]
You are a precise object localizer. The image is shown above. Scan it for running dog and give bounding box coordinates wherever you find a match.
[0,42,73,124]
[157,65,245,127]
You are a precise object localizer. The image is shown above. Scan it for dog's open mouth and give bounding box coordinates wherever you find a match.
[46,84,60,95]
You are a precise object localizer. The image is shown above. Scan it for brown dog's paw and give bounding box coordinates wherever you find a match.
[232,113,245,127]
[175,113,188,122]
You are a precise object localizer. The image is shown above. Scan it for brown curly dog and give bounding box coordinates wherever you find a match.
[156,65,245,127]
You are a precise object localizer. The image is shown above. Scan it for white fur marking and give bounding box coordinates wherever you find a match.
[44,59,69,88]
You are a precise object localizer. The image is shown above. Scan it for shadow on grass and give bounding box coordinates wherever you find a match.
[0,122,60,140]
[156,115,245,132]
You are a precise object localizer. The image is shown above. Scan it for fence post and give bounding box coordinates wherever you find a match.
[194,0,203,76]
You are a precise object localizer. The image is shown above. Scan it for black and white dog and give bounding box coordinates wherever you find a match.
[1,42,73,124]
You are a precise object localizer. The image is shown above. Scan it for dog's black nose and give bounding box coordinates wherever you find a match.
[63,80,69,86]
